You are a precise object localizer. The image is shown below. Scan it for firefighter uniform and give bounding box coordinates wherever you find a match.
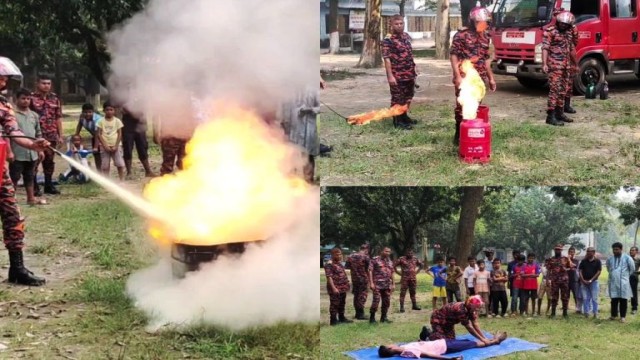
[369,255,394,323]
[30,91,62,194]
[382,31,417,128]
[543,11,575,125]
[545,255,570,316]
[394,255,423,311]
[345,250,371,319]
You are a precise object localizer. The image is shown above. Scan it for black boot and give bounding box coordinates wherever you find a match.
[404,112,417,125]
[556,107,573,123]
[453,120,461,145]
[8,250,46,286]
[550,306,557,318]
[562,308,568,319]
[330,315,338,326]
[319,143,333,157]
[419,326,431,341]
[355,309,366,320]
[369,311,377,324]
[44,175,60,195]
[564,97,576,113]
[412,303,421,311]
[380,312,392,323]
[400,303,405,313]
[545,110,564,126]
[393,115,412,130]
[339,313,353,323]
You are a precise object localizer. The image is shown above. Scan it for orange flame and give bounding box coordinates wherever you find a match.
[458,60,486,120]
[347,104,409,125]
[144,106,309,247]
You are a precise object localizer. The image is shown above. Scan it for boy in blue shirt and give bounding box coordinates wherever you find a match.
[428,257,448,310]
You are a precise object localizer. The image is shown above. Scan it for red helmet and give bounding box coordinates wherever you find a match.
[470,7,490,22]
[556,11,575,25]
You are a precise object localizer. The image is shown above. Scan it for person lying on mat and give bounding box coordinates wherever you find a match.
[378,331,507,359]
[420,295,493,343]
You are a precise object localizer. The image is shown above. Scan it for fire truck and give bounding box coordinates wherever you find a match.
[490,0,640,93]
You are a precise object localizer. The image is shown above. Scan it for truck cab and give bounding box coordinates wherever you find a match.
[490,0,640,93]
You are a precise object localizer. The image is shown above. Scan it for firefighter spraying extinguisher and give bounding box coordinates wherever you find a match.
[0,56,50,286]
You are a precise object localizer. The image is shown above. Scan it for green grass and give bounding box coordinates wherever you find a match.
[320,270,632,360]
[413,49,436,58]
[318,100,640,185]
[0,153,319,359]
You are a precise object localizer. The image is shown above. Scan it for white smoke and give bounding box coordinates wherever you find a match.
[107,0,318,123]
[108,0,320,330]
[125,189,320,332]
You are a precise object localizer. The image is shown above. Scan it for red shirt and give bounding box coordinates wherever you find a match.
[522,262,540,290]
[512,263,525,289]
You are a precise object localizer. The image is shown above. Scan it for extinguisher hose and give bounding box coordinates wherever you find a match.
[1,134,65,157]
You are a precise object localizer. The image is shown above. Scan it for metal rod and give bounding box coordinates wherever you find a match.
[2,134,65,156]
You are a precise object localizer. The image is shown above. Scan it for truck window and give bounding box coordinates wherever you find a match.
[611,0,637,17]
[571,0,600,23]
[493,0,556,28]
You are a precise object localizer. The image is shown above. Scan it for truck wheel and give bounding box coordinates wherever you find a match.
[516,77,548,89]
[575,58,605,95]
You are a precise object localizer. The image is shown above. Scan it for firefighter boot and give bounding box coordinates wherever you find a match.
[453,120,462,145]
[412,303,422,311]
[404,112,418,125]
[339,313,353,323]
[550,306,557,318]
[546,110,564,126]
[355,308,367,320]
[141,159,157,177]
[400,303,405,313]
[556,107,573,123]
[562,308,568,319]
[369,311,377,324]
[380,311,393,323]
[330,314,338,326]
[564,97,576,113]
[44,174,60,195]
[8,250,46,286]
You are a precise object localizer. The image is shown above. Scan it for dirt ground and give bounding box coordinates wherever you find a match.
[320,54,640,122]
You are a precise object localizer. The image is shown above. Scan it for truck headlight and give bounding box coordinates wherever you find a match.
[534,43,542,63]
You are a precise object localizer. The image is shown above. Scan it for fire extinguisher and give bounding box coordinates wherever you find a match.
[599,81,609,100]
[585,79,597,99]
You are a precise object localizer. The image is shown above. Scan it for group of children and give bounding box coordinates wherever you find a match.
[427,254,545,318]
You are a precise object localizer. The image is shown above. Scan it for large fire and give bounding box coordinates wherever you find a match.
[347,104,408,125]
[144,106,309,247]
[457,60,486,120]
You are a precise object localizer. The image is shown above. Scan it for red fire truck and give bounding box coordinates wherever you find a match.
[490,0,640,93]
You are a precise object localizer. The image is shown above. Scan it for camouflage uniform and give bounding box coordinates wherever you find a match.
[382,32,417,107]
[369,256,394,315]
[160,137,187,175]
[542,25,572,111]
[324,260,351,320]
[394,256,423,308]
[0,96,27,251]
[30,92,62,179]
[545,256,570,310]
[564,25,579,100]
[450,28,491,124]
[429,302,477,340]
[346,252,371,313]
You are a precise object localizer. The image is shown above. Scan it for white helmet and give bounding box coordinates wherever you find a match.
[556,11,575,25]
[0,57,23,81]
[470,7,490,22]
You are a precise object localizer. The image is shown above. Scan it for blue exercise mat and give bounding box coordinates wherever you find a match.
[344,332,547,359]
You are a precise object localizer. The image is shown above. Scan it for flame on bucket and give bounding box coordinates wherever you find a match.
[144,105,309,247]
[457,60,486,120]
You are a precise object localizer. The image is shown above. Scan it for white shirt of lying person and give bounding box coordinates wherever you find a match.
[400,339,447,358]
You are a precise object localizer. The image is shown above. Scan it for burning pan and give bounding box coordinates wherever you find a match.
[171,242,261,278]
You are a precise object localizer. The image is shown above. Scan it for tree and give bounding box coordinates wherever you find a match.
[434,0,451,59]
[357,0,383,68]
[454,187,484,264]
[617,191,640,246]
[395,0,408,16]
[328,0,340,54]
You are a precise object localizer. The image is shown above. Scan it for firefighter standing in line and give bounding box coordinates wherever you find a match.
[542,11,575,126]
[563,13,579,116]
[0,59,50,286]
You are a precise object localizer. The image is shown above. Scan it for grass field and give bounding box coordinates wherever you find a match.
[0,111,320,359]
[317,98,640,186]
[319,270,639,360]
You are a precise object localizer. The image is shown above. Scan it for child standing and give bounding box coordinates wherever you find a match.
[445,257,463,303]
[521,253,541,316]
[427,257,448,310]
[473,261,491,316]
[324,247,352,326]
[490,259,508,317]
[511,255,526,316]
[463,256,478,298]
[96,102,125,181]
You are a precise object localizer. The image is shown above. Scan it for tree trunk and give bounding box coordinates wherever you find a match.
[454,187,484,264]
[434,0,451,59]
[328,0,340,54]
[399,0,406,16]
[54,52,63,97]
[357,0,383,68]
[634,221,639,247]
